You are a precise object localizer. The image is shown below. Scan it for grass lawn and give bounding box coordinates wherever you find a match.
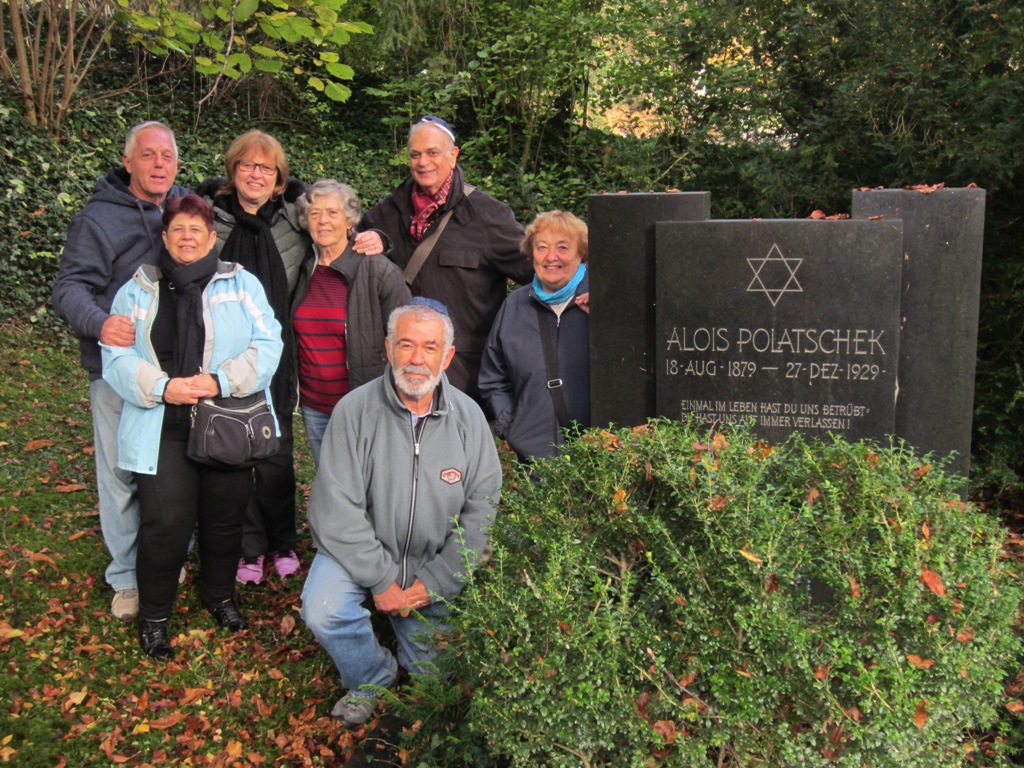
[0,319,375,767]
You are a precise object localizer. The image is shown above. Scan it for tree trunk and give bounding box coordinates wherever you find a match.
[6,0,40,126]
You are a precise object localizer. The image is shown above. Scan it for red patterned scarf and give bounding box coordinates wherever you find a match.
[409,172,454,241]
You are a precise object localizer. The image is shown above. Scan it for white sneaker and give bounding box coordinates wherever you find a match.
[111,588,139,619]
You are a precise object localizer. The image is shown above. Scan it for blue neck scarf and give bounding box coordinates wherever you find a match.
[533,263,587,305]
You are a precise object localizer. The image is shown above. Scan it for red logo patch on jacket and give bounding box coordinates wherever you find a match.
[440,468,463,485]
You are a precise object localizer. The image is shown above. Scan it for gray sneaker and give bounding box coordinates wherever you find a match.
[331,694,379,728]
[111,588,139,619]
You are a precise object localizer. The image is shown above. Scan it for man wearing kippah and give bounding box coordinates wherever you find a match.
[301,298,501,728]
[354,115,532,404]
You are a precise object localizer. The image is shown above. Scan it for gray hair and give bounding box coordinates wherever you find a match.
[407,121,457,153]
[295,179,363,230]
[124,121,177,158]
[387,301,455,354]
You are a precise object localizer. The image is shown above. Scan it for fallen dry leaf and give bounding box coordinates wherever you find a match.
[281,613,297,636]
[739,548,762,563]
[848,576,861,598]
[914,699,929,729]
[919,568,945,596]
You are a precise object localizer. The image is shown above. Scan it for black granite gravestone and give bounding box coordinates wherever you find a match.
[852,188,985,478]
[588,192,710,427]
[655,220,904,443]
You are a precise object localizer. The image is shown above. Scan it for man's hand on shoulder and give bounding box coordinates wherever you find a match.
[100,315,135,347]
[575,292,590,315]
[353,231,385,256]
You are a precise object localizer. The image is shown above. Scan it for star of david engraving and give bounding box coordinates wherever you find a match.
[747,243,803,306]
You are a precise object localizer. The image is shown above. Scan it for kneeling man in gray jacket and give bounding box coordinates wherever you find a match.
[301,297,502,728]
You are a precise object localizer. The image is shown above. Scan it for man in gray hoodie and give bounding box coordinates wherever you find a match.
[51,121,190,619]
[301,298,501,729]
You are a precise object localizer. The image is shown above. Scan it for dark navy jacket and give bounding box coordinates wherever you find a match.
[51,168,190,378]
[479,273,590,461]
[359,166,532,402]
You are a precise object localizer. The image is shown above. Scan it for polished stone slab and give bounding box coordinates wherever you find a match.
[852,187,985,477]
[655,219,904,443]
[588,192,711,427]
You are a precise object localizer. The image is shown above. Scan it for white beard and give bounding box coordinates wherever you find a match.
[394,363,442,401]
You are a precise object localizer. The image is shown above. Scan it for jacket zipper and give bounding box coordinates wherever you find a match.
[550,306,562,447]
[400,414,428,588]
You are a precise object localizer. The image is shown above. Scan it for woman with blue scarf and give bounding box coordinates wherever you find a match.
[479,211,591,462]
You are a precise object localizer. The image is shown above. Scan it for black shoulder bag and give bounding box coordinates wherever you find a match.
[187,391,279,469]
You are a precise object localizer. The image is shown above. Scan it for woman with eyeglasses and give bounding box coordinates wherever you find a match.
[204,130,309,587]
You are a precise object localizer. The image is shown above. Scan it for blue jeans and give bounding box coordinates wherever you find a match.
[301,552,449,698]
[89,378,140,591]
[301,406,332,468]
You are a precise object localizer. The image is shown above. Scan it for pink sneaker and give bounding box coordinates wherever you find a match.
[271,550,300,579]
[236,555,264,585]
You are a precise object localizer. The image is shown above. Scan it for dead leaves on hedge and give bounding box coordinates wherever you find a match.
[919,568,946,596]
[914,700,930,729]
[738,547,762,563]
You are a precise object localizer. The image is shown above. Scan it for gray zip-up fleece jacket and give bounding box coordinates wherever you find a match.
[307,365,501,600]
[51,167,190,378]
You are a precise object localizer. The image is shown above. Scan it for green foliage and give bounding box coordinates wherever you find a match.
[125,0,370,107]
[405,421,1023,766]
[4,0,1024,485]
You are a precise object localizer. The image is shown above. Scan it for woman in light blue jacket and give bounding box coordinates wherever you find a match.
[102,194,282,659]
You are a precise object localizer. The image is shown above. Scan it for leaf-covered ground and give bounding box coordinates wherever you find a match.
[4,318,1023,766]
[0,320,398,766]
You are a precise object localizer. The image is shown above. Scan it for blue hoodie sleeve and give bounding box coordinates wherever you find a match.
[51,211,120,342]
[101,277,169,408]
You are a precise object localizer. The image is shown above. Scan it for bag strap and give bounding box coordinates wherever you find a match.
[403,184,476,286]
[534,302,572,430]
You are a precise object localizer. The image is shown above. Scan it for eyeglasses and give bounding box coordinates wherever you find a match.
[238,161,277,175]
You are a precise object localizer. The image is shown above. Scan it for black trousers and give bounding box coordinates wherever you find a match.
[135,436,252,621]
[241,414,297,557]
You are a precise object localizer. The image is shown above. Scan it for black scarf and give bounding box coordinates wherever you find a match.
[215,194,289,313]
[157,248,219,378]
[214,193,294,412]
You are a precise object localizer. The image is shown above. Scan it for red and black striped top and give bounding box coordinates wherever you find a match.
[294,265,350,414]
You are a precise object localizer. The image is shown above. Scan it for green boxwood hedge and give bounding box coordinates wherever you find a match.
[403,420,1022,767]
